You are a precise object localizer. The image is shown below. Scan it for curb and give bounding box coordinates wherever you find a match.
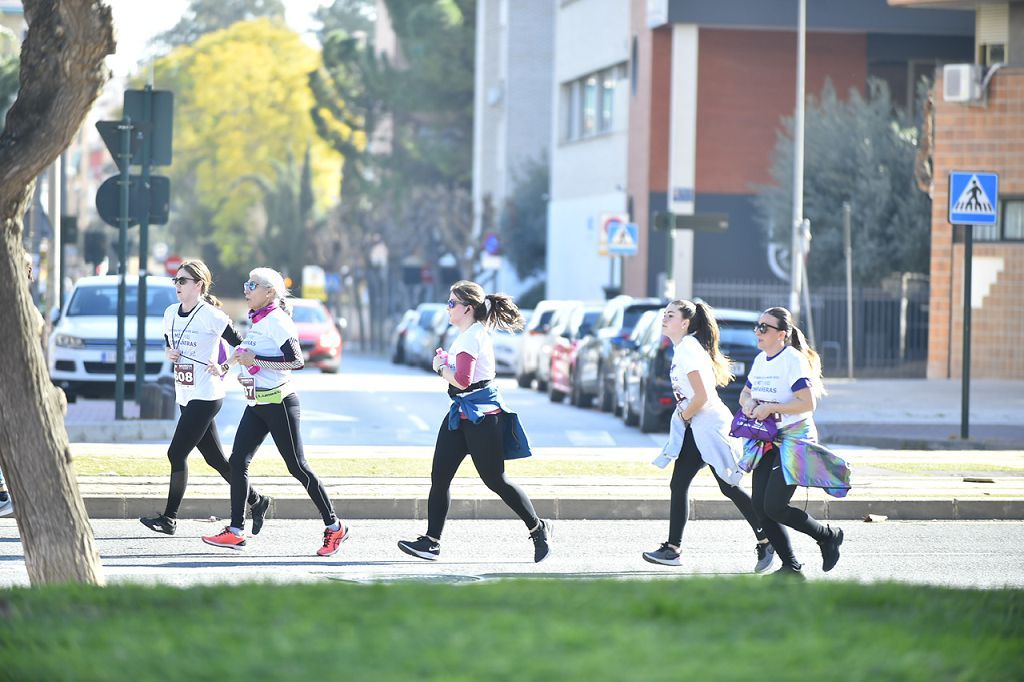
[95,496,1024,522]
[820,434,1019,452]
[67,421,176,443]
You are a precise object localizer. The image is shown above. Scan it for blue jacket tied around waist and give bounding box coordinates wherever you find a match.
[447,386,532,460]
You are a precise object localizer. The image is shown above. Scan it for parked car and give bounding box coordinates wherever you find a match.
[613,309,660,417]
[48,275,178,401]
[493,309,531,376]
[574,296,666,412]
[290,298,343,373]
[403,303,448,368]
[622,306,762,432]
[515,300,572,388]
[390,309,418,364]
[548,303,603,404]
[534,300,581,392]
[621,312,675,433]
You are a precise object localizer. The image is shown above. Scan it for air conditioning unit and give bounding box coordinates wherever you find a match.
[943,64,982,103]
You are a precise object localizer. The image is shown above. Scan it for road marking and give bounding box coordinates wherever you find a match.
[566,431,616,447]
[409,415,430,431]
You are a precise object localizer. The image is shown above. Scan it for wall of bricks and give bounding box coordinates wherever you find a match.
[930,67,1024,379]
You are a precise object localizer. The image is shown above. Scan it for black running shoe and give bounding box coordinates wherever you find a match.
[140,514,176,536]
[818,526,844,572]
[772,562,806,580]
[249,495,271,536]
[530,520,553,563]
[398,536,440,561]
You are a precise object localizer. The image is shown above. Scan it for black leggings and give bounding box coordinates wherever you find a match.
[668,426,767,547]
[426,413,539,540]
[751,448,828,566]
[163,399,259,519]
[228,394,336,529]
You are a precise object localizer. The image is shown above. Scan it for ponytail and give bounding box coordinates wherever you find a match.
[789,325,824,397]
[202,293,223,308]
[278,296,292,317]
[449,280,525,332]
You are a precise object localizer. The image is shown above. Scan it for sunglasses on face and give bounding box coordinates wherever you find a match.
[447,298,467,309]
[243,280,265,292]
[171,276,197,286]
[754,322,782,334]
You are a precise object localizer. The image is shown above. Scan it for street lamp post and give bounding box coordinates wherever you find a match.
[790,0,806,321]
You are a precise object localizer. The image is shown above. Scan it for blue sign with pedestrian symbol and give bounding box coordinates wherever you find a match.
[607,221,639,256]
[949,172,998,226]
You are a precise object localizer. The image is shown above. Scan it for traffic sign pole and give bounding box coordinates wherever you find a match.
[135,85,153,397]
[961,225,972,440]
[115,116,133,421]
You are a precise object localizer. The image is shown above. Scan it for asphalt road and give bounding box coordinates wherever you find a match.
[0,519,1020,589]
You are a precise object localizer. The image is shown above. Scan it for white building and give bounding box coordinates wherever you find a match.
[472,0,554,296]
[546,0,630,300]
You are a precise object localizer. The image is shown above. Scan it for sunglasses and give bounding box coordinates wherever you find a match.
[447,298,467,309]
[171,276,197,286]
[243,280,265,292]
[753,322,782,334]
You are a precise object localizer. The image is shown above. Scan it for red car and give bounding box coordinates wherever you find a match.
[547,303,603,405]
[290,298,343,373]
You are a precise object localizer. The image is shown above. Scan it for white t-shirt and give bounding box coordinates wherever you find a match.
[237,308,298,399]
[669,335,722,407]
[446,322,495,384]
[746,345,814,427]
[163,302,232,406]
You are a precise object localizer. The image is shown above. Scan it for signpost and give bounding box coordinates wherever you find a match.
[96,86,174,418]
[948,171,999,440]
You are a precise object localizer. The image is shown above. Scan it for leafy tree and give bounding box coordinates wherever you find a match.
[154,0,285,50]
[499,155,549,280]
[314,0,375,42]
[0,28,19,120]
[755,79,931,286]
[0,0,114,586]
[152,18,343,271]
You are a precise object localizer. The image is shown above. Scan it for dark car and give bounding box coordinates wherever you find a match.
[623,307,761,432]
[574,296,666,412]
[547,303,603,404]
[613,309,660,417]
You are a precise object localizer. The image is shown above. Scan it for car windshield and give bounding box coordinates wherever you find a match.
[292,305,328,324]
[66,285,176,317]
[622,306,662,333]
[719,323,759,347]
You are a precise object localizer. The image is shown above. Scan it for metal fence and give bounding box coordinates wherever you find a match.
[694,277,929,378]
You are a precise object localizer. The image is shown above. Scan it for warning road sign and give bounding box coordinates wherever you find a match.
[607,221,639,256]
[949,171,998,226]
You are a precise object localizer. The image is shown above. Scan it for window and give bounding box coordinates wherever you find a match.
[965,198,1024,242]
[562,63,626,142]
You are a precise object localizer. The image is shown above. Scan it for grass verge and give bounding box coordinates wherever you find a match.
[0,578,1020,681]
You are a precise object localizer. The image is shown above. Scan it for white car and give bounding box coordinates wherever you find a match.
[492,309,531,376]
[48,275,178,401]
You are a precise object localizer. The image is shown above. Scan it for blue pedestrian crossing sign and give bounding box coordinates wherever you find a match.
[949,171,999,226]
[607,221,639,256]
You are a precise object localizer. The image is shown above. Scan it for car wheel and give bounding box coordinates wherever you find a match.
[548,380,565,403]
[638,384,661,433]
[623,393,639,426]
[597,368,613,413]
[321,364,339,375]
[516,371,532,389]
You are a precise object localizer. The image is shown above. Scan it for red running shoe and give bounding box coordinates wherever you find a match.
[202,527,247,550]
[317,523,350,557]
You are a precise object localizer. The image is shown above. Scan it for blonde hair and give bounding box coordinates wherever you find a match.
[249,267,292,315]
[178,259,221,307]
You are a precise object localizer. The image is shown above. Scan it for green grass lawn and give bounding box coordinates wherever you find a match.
[72,455,660,479]
[0,578,1020,681]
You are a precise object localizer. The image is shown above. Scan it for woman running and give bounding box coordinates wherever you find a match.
[398,280,552,563]
[141,259,269,536]
[644,300,780,572]
[738,306,851,578]
[201,267,348,556]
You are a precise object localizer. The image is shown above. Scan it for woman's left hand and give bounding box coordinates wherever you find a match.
[752,403,776,421]
[234,349,255,367]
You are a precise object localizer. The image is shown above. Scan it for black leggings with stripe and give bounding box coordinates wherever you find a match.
[164,399,259,519]
[426,412,539,539]
[228,394,336,529]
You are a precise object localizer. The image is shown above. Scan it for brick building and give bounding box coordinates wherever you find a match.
[893,1,1024,378]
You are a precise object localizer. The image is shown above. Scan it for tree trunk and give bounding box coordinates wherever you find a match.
[0,0,116,586]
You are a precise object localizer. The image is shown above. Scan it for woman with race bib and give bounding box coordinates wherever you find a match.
[737,306,851,578]
[398,280,552,563]
[202,267,348,556]
[141,259,269,537]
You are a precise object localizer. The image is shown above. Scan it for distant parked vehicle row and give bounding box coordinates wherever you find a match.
[385,294,762,436]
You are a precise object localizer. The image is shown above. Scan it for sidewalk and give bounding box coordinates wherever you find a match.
[73,444,1024,522]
